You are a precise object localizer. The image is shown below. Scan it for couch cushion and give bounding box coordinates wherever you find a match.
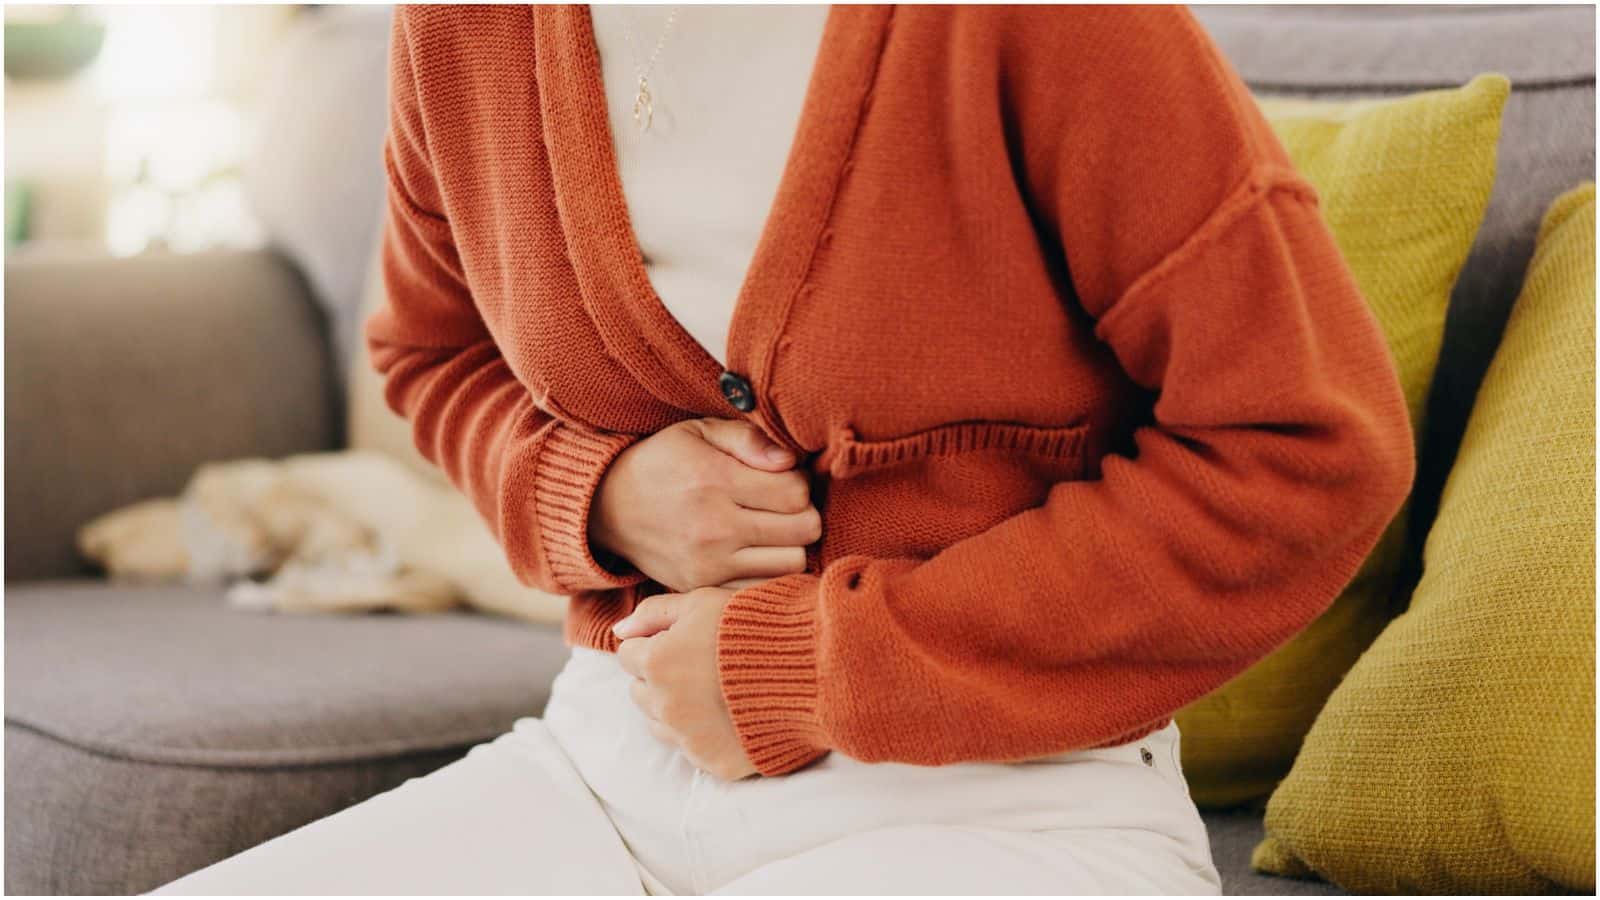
[1204,808,1344,896]
[4,580,570,766]
[4,580,575,894]
[6,722,460,896]
[1193,2,1597,598]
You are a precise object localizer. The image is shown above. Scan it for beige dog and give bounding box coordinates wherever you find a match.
[77,450,568,623]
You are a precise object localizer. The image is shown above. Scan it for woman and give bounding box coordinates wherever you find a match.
[162,4,1413,894]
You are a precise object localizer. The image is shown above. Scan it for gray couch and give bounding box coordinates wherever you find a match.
[5,5,1593,895]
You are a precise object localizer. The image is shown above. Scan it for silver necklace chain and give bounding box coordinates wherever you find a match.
[620,5,681,133]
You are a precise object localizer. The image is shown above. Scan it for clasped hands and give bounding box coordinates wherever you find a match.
[589,418,822,780]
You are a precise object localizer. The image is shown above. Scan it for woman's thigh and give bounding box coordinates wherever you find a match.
[712,823,1223,896]
[154,718,645,896]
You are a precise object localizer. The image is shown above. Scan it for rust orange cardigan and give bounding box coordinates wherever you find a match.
[370,4,1415,777]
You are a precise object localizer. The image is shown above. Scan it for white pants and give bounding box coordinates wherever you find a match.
[159,648,1221,895]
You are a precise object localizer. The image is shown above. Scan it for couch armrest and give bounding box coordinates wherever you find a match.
[5,248,340,581]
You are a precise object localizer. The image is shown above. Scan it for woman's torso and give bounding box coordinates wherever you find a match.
[401,5,1213,572]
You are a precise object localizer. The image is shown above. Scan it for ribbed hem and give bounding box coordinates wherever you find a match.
[530,426,645,594]
[717,574,829,776]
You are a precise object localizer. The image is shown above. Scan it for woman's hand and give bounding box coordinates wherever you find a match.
[614,587,756,780]
[590,418,821,592]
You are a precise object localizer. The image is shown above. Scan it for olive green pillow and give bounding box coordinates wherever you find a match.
[1175,74,1510,807]
[1255,182,1596,893]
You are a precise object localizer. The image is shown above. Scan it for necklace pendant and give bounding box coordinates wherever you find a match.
[632,77,654,134]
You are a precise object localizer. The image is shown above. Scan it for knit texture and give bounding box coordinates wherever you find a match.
[1173,74,1509,808]
[369,6,1416,775]
[1253,182,1597,893]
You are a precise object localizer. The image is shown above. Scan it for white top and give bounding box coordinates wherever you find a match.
[591,4,829,367]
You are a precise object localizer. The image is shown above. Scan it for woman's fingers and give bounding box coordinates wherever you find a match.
[728,545,808,580]
[629,677,662,720]
[612,595,684,640]
[692,418,795,472]
[719,577,767,590]
[632,679,688,750]
[728,466,812,514]
[647,717,680,747]
[616,636,651,679]
[738,507,823,548]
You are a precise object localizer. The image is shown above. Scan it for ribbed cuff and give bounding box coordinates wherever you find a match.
[716,574,829,776]
[530,425,645,594]
[563,581,674,653]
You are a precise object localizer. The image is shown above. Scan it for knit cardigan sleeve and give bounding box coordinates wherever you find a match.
[366,14,643,596]
[717,9,1417,776]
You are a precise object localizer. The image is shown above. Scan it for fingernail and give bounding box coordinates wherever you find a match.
[612,617,632,636]
[763,446,793,464]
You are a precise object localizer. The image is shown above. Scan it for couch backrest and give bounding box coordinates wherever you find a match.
[1193,3,1596,586]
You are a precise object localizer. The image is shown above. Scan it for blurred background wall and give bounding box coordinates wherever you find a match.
[6,5,300,254]
[6,4,395,373]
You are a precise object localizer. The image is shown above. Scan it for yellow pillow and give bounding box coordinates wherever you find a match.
[1253,182,1596,893]
[1175,74,1510,807]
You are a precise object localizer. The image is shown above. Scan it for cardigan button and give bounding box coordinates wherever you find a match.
[719,371,756,412]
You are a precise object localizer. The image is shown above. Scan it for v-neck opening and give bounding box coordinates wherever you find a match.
[532,4,894,420]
